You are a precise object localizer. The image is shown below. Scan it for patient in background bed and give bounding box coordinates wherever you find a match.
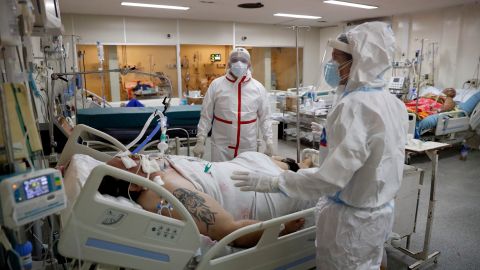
[405,88,457,119]
[100,152,315,248]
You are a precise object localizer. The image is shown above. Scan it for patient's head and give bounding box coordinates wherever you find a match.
[98,175,141,201]
[271,156,314,172]
[442,88,456,98]
[280,158,300,172]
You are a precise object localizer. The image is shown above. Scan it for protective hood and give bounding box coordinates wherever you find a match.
[343,22,395,91]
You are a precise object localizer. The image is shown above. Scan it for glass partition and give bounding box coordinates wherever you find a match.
[74,44,303,104]
[117,45,177,102]
[76,44,177,103]
[179,44,232,98]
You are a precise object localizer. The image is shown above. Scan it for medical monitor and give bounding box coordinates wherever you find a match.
[33,0,62,31]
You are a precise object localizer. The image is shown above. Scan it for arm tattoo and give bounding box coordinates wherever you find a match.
[172,188,216,231]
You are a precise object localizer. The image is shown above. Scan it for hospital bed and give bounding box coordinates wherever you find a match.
[57,125,317,270]
[415,88,480,141]
[76,105,201,144]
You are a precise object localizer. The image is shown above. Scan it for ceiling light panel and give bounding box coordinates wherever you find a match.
[274,13,322,20]
[121,2,190,10]
[324,0,378,9]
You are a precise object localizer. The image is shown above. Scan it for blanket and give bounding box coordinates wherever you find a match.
[405,97,444,119]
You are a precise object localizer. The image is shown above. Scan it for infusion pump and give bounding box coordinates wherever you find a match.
[388,76,408,96]
[0,168,66,229]
[389,77,406,90]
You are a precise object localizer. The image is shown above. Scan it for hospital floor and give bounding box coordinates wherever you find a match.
[273,139,480,270]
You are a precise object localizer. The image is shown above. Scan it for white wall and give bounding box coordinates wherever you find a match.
[302,28,321,87]
[235,23,305,48]
[179,20,232,45]
[315,3,480,90]
[390,3,480,89]
[61,14,321,96]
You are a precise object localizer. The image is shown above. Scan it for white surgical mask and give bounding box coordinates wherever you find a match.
[230,62,248,78]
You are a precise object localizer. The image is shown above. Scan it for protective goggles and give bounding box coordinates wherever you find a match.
[229,55,249,64]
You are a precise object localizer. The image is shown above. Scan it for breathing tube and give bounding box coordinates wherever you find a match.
[125,110,160,150]
[131,122,161,154]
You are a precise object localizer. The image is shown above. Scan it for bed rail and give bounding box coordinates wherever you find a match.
[435,110,469,136]
[58,164,201,270]
[197,207,316,270]
[469,102,480,130]
[58,124,127,166]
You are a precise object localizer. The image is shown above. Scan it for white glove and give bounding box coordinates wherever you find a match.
[193,136,206,158]
[311,122,324,135]
[264,141,275,156]
[231,171,280,192]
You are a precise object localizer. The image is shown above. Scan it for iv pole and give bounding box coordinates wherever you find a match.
[289,26,310,162]
[48,68,173,160]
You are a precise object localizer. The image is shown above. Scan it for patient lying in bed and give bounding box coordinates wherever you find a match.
[93,152,315,248]
[405,88,457,119]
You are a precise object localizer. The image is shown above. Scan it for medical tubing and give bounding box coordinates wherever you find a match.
[125,111,158,150]
[132,123,161,154]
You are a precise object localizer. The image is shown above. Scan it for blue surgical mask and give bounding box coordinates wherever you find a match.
[230,62,248,78]
[324,60,341,88]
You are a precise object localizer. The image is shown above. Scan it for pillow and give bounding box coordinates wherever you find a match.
[60,154,103,224]
[419,86,441,97]
[458,91,480,115]
[454,88,480,103]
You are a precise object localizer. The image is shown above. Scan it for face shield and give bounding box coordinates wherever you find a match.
[315,35,353,101]
[315,22,395,97]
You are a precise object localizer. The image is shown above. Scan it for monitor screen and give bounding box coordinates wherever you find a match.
[23,176,50,200]
[210,54,221,62]
[393,78,400,83]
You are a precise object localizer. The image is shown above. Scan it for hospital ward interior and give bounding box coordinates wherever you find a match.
[1,0,480,269]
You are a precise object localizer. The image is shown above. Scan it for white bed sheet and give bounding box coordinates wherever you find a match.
[168,152,315,221]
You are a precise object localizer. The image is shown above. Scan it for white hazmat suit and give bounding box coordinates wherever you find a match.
[231,22,409,269]
[195,48,273,162]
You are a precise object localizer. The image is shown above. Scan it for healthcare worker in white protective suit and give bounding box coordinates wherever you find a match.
[231,22,409,269]
[193,47,274,162]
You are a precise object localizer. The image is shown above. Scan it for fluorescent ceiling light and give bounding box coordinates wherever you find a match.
[274,13,322,20]
[324,0,378,9]
[121,2,190,10]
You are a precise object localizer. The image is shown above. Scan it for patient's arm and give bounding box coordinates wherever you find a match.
[138,182,303,248]
[439,97,455,112]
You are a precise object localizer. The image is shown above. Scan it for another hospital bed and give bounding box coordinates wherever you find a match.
[57,125,317,270]
[76,105,202,144]
[415,88,480,140]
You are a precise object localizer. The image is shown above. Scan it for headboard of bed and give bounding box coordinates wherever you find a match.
[58,124,127,166]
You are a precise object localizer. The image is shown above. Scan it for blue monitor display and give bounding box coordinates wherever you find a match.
[23,176,50,200]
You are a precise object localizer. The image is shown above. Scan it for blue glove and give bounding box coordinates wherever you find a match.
[231,171,280,192]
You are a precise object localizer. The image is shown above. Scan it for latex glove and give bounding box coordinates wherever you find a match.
[311,122,324,135]
[231,171,280,192]
[264,141,274,156]
[193,136,206,158]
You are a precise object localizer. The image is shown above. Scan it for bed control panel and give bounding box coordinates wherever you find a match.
[145,220,182,242]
